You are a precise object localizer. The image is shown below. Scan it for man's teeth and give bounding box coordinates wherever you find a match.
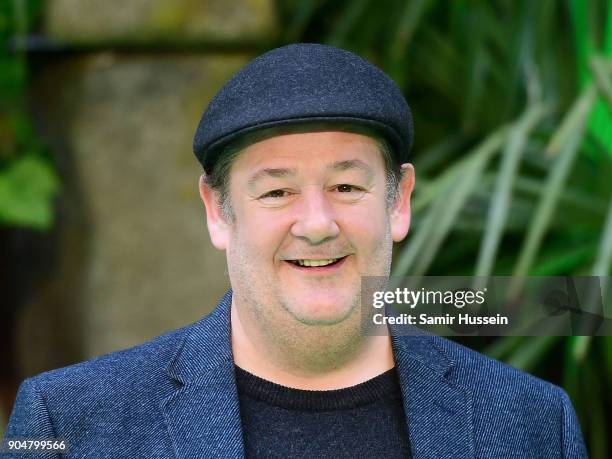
[295,258,339,267]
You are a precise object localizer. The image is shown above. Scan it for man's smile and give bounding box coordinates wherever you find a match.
[283,255,349,272]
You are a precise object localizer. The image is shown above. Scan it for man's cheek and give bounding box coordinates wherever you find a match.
[351,212,386,240]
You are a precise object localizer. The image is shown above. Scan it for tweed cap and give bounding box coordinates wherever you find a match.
[193,43,413,173]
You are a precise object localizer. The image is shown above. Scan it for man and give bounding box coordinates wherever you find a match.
[5,44,587,458]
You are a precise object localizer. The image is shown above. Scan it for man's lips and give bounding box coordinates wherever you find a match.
[283,255,349,272]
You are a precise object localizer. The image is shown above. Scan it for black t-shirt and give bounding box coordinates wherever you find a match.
[235,365,412,458]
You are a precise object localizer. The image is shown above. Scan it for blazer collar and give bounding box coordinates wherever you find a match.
[392,331,475,458]
[161,290,245,459]
[161,291,474,459]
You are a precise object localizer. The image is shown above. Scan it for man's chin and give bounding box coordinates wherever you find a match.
[282,300,358,326]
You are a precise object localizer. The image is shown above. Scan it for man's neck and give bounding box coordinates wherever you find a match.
[230,303,395,390]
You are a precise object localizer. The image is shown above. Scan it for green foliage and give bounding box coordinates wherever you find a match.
[278,0,612,456]
[0,154,59,227]
[569,0,612,154]
[0,0,58,230]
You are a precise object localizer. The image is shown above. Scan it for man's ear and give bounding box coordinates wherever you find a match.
[390,163,415,242]
[199,174,230,250]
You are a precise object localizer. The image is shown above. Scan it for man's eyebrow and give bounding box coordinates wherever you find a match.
[329,159,375,179]
[247,168,297,188]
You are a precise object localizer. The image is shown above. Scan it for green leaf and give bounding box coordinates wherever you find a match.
[389,0,432,60]
[395,125,509,277]
[605,1,612,55]
[327,0,371,48]
[568,0,596,87]
[582,360,608,458]
[412,130,506,276]
[511,87,597,291]
[590,57,612,108]
[474,103,548,278]
[592,198,612,278]
[603,336,612,390]
[530,244,595,275]
[483,335,524,361]
[0,155,60,229]
[505,335,559,372]
[282,0,318,43]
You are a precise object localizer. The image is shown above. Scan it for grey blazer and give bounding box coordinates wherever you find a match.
[5,291,588,458]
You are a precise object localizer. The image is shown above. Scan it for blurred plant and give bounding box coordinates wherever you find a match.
[0,0,58,229]
[278,0,612,456]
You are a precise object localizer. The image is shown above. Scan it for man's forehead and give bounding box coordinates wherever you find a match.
[244,159,377,188]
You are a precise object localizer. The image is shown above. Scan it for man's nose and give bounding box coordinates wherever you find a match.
[290,188,340,245]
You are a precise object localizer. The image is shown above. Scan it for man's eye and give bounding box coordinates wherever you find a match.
[260,189,288,199]
[335,184,362,193]
[331,184,367,201]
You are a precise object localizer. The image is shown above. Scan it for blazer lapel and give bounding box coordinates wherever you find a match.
[161,291,245,459]
[392,333,475,459]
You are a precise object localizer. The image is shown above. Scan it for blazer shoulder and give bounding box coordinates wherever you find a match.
[406,335,587,456]
[5,322,198,446]
[434,335,564,397]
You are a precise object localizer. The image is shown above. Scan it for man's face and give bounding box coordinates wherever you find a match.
[202,131,413,339]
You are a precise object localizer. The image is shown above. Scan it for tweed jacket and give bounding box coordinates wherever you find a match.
[5,290,588,458]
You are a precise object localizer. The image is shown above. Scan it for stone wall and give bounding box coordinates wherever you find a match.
[16,0,277,374]
[45,0,276,45]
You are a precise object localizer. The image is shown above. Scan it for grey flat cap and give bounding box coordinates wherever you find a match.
[193,43,413,173]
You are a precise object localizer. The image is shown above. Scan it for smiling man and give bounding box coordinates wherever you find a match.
[205,128,410,390]
[5,44,587,458]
